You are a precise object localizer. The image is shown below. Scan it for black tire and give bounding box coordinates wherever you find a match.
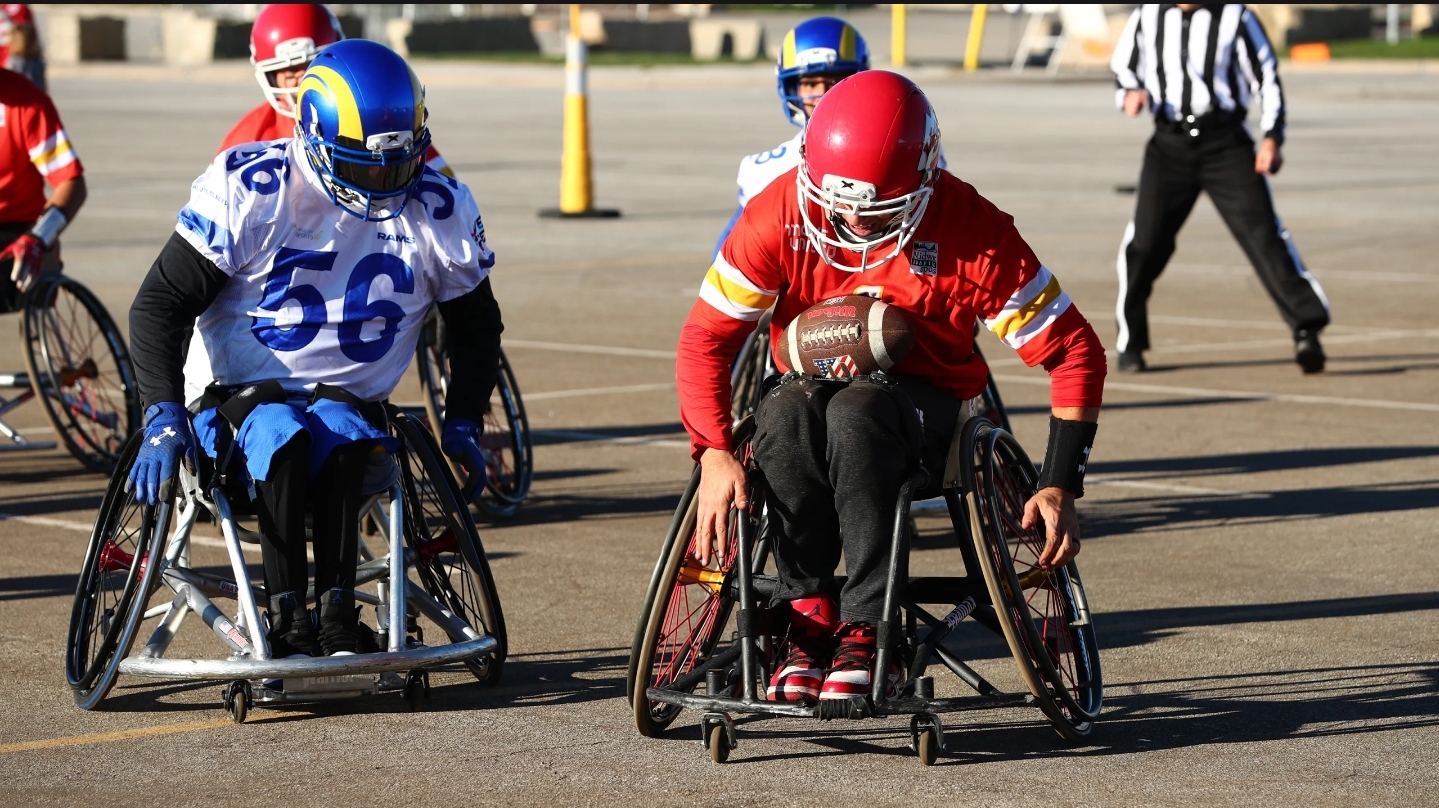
[22,275,140,474]
[627,419,753,737]
[393,410,508,684]
[730,310,773,422]
[66,432,173,709]
[416,310,533,520]
[961,419,1102,742]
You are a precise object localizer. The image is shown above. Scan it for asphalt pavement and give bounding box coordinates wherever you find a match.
[0,61,1434,807]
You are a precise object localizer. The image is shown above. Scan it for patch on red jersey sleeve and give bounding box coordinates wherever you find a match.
[983,265,1073,351]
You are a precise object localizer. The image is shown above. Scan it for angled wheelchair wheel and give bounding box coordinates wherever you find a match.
[970,345,1012,436]
[962,419,1102,743]
[730,309,773,422]
[627,420,753,737]
[66,432,173,708]
[416,309,533,520]
[23,275,141,474]
[393,411,508,685]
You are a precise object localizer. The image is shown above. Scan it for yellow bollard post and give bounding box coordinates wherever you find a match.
[891,4,907,68]
[964,4,988,72]
[540,4,620,219]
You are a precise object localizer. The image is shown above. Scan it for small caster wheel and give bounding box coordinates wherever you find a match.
[403,669,429,712]
[223,681,250,724]
[707,724,729,764]
[916,726,939,766]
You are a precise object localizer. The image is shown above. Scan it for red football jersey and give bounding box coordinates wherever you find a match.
[677,168,1105,459]
[219,101,454,176]
[0,68,81,224]
[0,4,34,67]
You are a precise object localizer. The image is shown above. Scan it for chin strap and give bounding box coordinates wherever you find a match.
[30,206,68,250]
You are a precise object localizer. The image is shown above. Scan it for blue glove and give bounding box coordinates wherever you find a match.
[127,402,196,505]
[441,417,488,503]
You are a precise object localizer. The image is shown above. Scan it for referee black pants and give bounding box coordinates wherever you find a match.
[1116,126,1330,354]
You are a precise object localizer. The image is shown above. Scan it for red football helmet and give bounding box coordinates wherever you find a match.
[250,3,344,117]
[798,71,942,271]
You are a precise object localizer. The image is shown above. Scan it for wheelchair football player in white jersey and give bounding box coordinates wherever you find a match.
[65,40,507,716]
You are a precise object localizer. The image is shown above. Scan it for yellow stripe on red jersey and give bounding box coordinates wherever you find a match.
[698,253,777,322]
[27,128,77,179]
[984,265,1074,350]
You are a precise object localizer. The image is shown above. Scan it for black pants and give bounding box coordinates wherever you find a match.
[752,374,960,625]
[1117,126,1330,354]
[248,436,368,616]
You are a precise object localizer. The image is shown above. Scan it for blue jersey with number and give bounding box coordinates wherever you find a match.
[176,138,493,405]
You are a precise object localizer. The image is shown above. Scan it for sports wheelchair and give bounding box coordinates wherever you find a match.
[65,405,506,721]
[414,307,533,520]
[627,403,1101,766]
[0,271,140,473]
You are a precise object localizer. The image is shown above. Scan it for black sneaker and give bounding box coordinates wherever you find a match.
[318,602,381,656]
[1295,330,1325,374]
[1117,350,1146,373]
[265,593,316,658]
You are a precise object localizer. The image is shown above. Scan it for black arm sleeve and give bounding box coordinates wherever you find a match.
[128,233,230,409]
[435,277,503,426]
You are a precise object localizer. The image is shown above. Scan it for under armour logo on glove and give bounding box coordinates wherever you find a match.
[127,403,197,505]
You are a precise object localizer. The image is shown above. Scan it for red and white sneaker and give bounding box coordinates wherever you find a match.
[819,621,901,701]
[766,596,837,703]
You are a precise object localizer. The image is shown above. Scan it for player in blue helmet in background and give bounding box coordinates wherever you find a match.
[127,39,503,661]
[712,17,869,258]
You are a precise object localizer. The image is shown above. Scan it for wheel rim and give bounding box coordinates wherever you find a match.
[398,416,505,681]
[67,438,149,689]
[981,429,1101,722]
[26,279,135,469]
[480,356,530,506]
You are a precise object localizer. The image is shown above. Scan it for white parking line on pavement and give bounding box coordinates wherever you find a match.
[504,339,677,359]
[535,430,691,450]
[0,511,228,548]
[524,383,674,401]
[1086,476,1270,499]
[991,375,1439,413]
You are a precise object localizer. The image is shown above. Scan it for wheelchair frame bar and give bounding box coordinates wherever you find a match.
[118,636,498,680]
[644,686,1030,719]
[213,489,268,660]
[121,469,494,682]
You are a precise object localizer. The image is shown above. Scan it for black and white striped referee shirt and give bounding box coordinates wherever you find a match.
[1111,4,1286,143]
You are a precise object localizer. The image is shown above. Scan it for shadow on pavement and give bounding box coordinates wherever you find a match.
[1090,445,1439,478]
[1081,479,1439,536]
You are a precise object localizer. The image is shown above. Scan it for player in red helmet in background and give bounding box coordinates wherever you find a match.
[218,3,453,177]
[677,71,1107,702]
[0,65,85,310]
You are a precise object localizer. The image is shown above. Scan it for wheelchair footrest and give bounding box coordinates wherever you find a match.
[117,635,496,680]
[814,696,872,721]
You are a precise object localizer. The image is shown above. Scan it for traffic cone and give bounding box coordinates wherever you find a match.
[540,4,620,219]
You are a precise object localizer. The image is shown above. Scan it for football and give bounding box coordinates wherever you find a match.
[775,295,916,380]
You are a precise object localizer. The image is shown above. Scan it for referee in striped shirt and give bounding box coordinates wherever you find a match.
[1110,4,1330,374]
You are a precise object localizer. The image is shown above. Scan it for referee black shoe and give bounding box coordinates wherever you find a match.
[1294,330,1325,374]
[1117,350,1146,373]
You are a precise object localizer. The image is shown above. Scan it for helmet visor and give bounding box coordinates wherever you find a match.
[330,134,428,196]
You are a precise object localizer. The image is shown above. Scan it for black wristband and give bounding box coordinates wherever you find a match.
[1037,417,1098,498]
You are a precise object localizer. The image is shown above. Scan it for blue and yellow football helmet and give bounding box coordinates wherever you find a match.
[776,17,870,127]
[296,39,432,221]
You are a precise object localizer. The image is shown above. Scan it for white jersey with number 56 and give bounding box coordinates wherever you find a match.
[176,138,493,406]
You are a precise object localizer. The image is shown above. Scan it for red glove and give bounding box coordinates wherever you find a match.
[3,234,44,294]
